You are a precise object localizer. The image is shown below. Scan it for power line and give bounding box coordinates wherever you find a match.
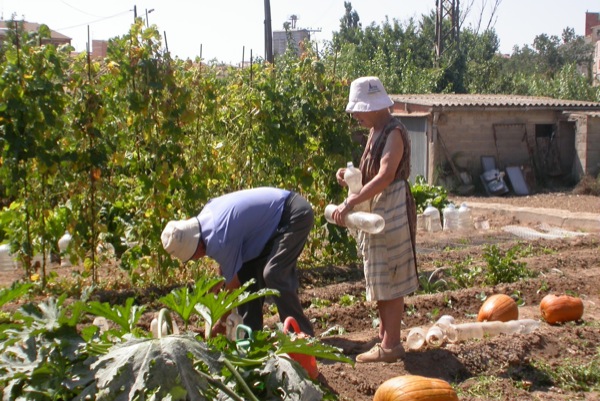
[57,9,131,31]
[58,0,104,18]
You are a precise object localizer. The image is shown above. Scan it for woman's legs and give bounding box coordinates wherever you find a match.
[356,296,405,363]
[378,296,404,349]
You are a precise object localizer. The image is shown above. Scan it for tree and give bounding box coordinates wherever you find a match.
[333,2,362,48]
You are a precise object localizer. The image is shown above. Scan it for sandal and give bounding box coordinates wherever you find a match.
[356,343,405,363]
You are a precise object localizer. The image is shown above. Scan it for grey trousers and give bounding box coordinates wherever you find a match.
[237,192,315,336]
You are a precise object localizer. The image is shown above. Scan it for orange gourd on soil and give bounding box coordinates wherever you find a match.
[373,375,458,401]
[540,294,584,324]
[477,294,519,322]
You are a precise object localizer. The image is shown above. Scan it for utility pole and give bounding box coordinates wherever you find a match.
[145,8,155,27]
[435,0,460,65]
[264,0,273,63]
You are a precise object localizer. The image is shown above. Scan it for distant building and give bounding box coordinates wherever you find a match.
[91,39,108,58]
[585,12,600,83]
[391,94,600,188]
[273,29,311,57]
[0,20,71,47]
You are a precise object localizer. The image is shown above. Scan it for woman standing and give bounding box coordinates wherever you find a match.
[332,76,418,363]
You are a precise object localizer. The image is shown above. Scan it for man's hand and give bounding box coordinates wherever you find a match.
[210,319,227,338]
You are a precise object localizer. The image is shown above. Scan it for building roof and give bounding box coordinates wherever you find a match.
[0,20,71,42]
[390,93,600,110]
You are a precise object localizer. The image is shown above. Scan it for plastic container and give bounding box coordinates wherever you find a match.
[424,316,456,347]
[433,315,455,330]
[58,233,72,267]
[423,203,442,232]
[442,203,459,231]
[445,322,483,343]
[446,319,540,343]
[0,243,17,271]
[324,204,385,234]
[406,327,427,350]
[283,316,319,379]
[457,203,473,232]
[344,162,369,212]
[425,325,446,347]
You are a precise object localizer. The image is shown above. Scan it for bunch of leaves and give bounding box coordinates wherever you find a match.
[0,294,91,400]
[410,175,449,213]
[76,321,350,401]
[82,278,352,400]
[482,244,538,285]
[0,20,73,282]
[0,273,353,400]
[417,268,448,294]
[159,276,279,332]
[446,256,484,289]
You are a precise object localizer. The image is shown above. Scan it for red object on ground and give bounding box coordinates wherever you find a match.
[283,316,319,379]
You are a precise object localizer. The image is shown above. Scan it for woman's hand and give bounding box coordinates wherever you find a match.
[332,194,357,226]
[336,168,347,187]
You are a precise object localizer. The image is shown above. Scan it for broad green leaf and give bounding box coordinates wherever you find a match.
[159,276,223,327]
[0,282,33,307]
[193,280,279,333]
[85,298,146,334]
[259,355,323,401]
[79,335,222,401]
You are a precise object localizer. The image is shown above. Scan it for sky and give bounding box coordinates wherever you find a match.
[1,0,599,65]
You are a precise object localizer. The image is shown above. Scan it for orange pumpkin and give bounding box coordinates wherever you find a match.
[373,375,458,401]
[540,294,584,324]
[477,294,518,322]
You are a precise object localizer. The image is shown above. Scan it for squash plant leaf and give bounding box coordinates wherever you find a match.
[159,276,223,327]
[85,297,146,334]
[0,282,33,307]
[193,279,279,332]
[259,355,323,401]
[78,334,223,401]
[273,331,353,365]
[13,295,84,334]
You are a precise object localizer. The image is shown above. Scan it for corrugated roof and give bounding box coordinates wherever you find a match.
[389,93,600,109]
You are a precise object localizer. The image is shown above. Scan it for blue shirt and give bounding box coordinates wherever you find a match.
[197,187,290,282]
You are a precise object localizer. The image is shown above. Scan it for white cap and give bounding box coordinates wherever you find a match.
[161,217,200,262]
[345,76,393,113]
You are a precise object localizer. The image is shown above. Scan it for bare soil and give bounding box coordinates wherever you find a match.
[1,192,599,400]
[302,192,600,401]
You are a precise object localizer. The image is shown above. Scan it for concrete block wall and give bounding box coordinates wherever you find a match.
[433,110,556,176]
[587,117,600,176]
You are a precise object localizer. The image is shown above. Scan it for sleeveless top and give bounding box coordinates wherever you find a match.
[359,117,418,261]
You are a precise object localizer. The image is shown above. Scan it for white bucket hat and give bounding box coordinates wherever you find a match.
[345,76,393,113]
[161,217,200,262]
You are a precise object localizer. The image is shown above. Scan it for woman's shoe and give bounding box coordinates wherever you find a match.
[355,343,405,363]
